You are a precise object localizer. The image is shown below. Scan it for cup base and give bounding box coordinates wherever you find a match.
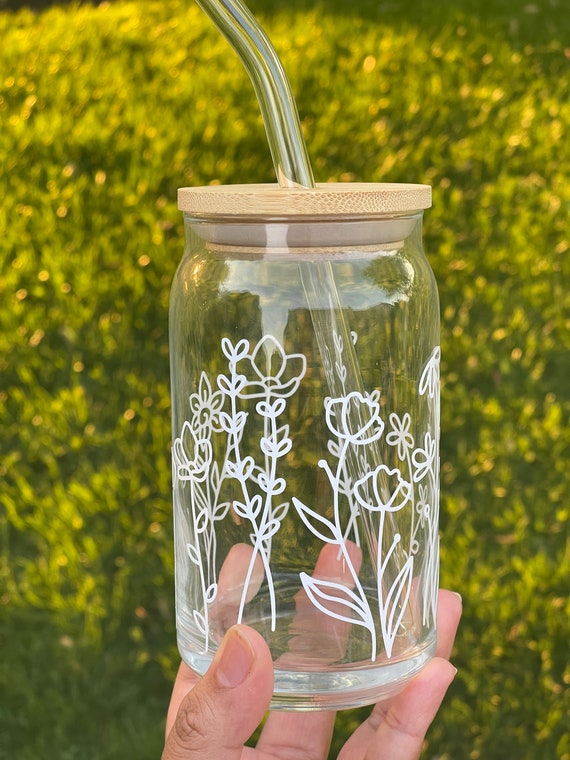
[178,633,436,711]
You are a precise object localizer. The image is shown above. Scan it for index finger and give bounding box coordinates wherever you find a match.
[434,589,462,660]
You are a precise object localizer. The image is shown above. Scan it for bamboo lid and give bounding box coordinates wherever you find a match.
[178,182,431,217]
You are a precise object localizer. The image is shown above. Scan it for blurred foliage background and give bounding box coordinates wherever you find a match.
[0,0,568,757]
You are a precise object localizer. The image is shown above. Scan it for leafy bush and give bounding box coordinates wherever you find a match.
[0,0,568,758]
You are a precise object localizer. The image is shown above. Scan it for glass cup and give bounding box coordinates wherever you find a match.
[169,183,440,710]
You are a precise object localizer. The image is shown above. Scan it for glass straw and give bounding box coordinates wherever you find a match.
[194,0,392,557]
[194,0,313,188]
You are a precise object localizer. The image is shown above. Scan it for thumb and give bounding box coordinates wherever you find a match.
[162,625,274,760]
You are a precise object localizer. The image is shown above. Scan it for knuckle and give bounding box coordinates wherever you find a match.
[384,706,422,741]
[171,693,216,750]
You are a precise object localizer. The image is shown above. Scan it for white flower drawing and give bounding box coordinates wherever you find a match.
[386,412,415,460]
[173,334,441,659]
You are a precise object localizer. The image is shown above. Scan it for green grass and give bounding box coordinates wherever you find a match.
[1,0,569,757]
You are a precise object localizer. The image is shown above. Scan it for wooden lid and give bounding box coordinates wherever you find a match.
[178,182,431,217]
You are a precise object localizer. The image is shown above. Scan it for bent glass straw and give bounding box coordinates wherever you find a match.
[194,0,312,188]
[194,0,389,556]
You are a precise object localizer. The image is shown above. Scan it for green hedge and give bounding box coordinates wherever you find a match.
[0,1,568,757]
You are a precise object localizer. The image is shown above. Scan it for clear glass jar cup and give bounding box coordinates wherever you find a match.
[170,183,440,710]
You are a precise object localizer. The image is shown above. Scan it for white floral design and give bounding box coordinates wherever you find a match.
[173,334,440,658]
[173,335,306,650]
[385,412,414,461]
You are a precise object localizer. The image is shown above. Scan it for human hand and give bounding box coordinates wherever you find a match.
[162,589,461,760]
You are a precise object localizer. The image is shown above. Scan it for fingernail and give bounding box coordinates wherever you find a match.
[216,626,255,688]
[452,592,463,604]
